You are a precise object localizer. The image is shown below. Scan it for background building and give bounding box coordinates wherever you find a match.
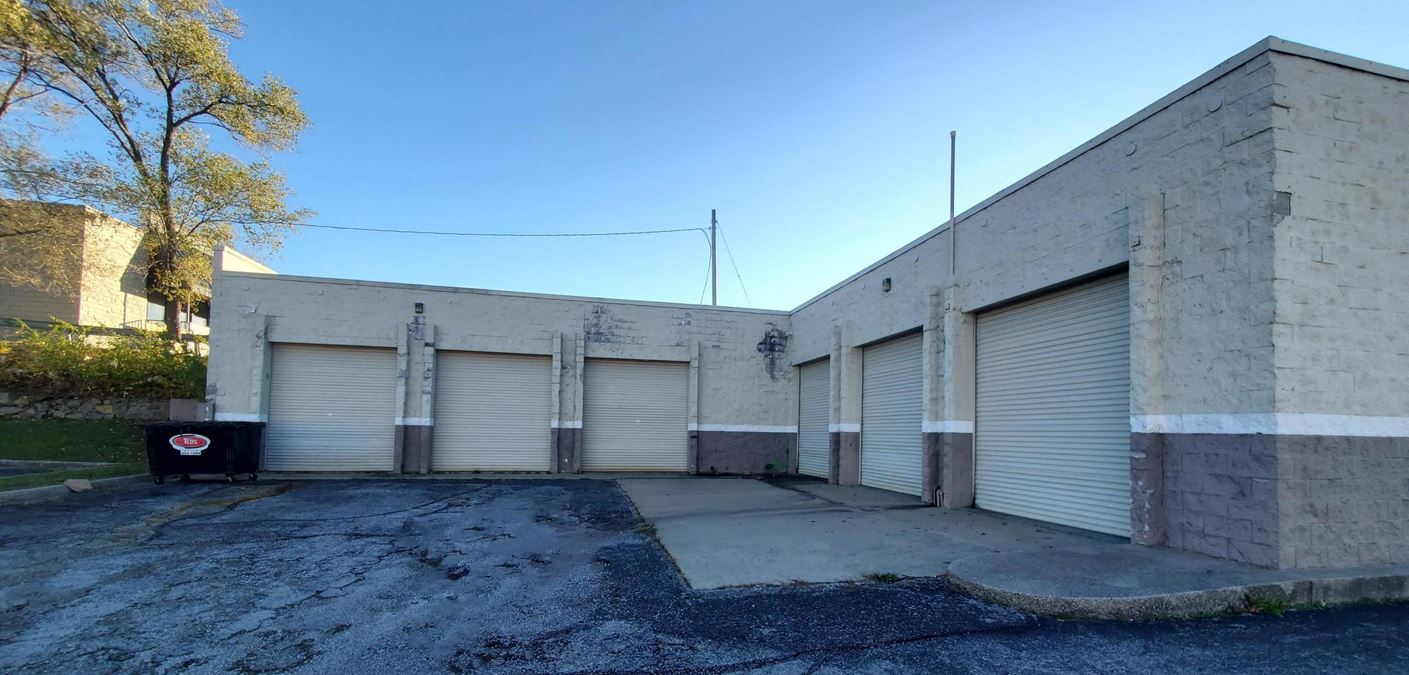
[0,202,272,336]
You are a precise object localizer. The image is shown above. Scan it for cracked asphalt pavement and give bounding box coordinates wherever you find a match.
[1,478,1407,673]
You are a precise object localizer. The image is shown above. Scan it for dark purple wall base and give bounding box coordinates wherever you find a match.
[1130,432,1166,546]
[837,431,860,485]
[1275,433,1409,568]
[922,432,940,505]
[696,431,795,475]
[1132,431,1409,569]
[394,424,432,474]
[1133,432,1279,568]
[828,432,840,483]
[938,432,973,508]
[553,426,581,474]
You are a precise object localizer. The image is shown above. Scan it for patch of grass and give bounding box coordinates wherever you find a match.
[0,418,146,463]
[863,572,903,583]
[634,521,658,537]
[0,418,148,490]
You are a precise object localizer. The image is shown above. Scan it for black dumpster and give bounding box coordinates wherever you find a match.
[145,421,264,484]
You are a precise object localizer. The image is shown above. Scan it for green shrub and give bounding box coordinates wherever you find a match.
[0,322,205,399]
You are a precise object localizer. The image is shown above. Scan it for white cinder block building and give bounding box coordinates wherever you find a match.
[207,38,1409,571]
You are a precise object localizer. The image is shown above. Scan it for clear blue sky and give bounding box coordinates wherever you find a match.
[211,0,1409,309]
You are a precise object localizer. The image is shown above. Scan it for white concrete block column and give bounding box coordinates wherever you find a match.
[938,286,976,508]
[687,340,702,474]
[835,323,863,486]
[394,316,433,474]
[552,333,585,474]
[1129,192,1168,545]
[549,332,563,473]
[921,289,944,505]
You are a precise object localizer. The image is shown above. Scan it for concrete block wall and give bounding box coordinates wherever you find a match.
[0,276,79,326]
[787,39,1409,569]
[0,204,85,326]
[1266,52,1409,568]
[791,46,1285,547]
[214,246,276,276]
[76,216,148,329]
[203,37,1409,571]
[1,205,149,330]
[207,272,795,475]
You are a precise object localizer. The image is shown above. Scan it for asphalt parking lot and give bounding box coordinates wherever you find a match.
[2,478,1408,674]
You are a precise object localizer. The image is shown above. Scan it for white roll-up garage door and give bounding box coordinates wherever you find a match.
[433,351,551,472]
[797,360,830,479]
[582,359,688,471]
[266,343,397,472]
[975,273,1131,536]
[860,333,924,496]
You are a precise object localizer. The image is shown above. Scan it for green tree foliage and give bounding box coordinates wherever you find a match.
[0,0,90,293]
[0,0,310,335]
[0,321,204,398]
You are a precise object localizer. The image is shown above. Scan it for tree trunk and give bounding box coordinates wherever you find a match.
[154,210,184,339]
[163,296,184,339]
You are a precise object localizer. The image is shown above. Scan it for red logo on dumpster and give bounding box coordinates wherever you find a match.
[169,434,211,456]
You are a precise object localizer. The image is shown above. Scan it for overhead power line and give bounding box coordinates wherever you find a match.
[299,223,707,238]
[698,255,712,305]
[694,227,713,305]
[715,220,753,306]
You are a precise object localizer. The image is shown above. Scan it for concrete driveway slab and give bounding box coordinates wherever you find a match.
[3,477,1409,673]
[0,478,1032,673]
[619,475,1118,589]
[948,542,1409,619]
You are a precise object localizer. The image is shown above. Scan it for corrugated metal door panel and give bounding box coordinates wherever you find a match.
[975,274,1131,536]
[582,359,688,471]
[266,344,396,472]
[797,360,830,479]
[433,351,551,471]
[860,333,924,496]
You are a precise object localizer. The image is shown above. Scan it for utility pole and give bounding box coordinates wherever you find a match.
[710,209,718,306]
[949,131,957,271]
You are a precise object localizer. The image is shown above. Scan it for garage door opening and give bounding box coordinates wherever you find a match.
[860,333,923,496]
[797,359,831,479]
[265,344,397,472]
[581,359,688,471]
[433,351,552,472]
[975,273,1131,536]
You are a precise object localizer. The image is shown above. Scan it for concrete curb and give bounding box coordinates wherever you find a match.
[258,471,691,481]
[0,474,148,506]
[0,459,114,469]
[944,568,1409,620]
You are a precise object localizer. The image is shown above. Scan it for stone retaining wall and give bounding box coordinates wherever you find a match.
[0,391,207,421]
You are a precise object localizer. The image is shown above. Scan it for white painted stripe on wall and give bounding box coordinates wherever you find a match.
[214,412,266,422]
[923,420,975,434]
[1131,414,1409,438]
[395,417,432,426]
[550,419,583,429]
[829,423,861,433]
[688,424,797,433]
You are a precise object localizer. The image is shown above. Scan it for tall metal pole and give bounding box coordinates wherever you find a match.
[710,209,718,306]
[949,131,957,271]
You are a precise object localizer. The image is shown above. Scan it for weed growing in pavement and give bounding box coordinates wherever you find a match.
[864,572,902,583]
[1243,592,1288,617]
